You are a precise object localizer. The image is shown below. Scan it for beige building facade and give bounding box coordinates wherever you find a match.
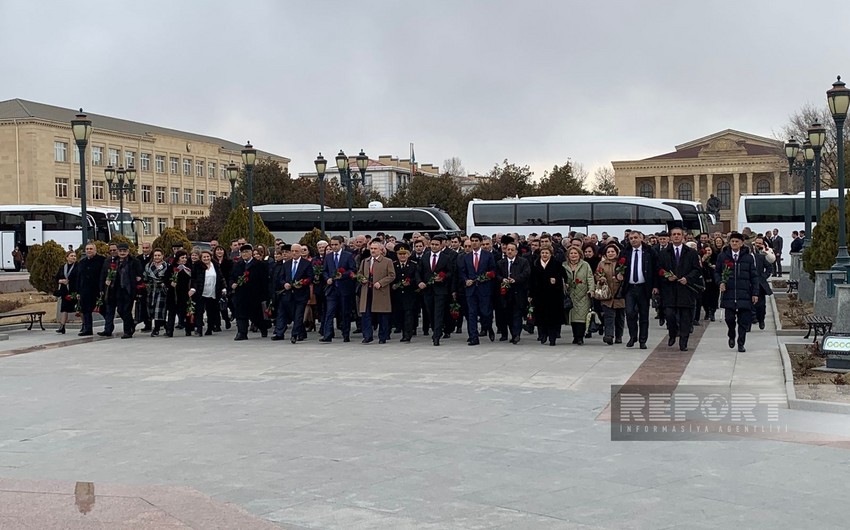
[0,99,289,240]
[299,154,440,198]
[612,129,789,232]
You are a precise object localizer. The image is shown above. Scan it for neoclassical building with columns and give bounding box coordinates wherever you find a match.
[612,129,788,232]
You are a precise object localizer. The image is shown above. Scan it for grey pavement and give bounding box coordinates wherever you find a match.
[1,305,848,529]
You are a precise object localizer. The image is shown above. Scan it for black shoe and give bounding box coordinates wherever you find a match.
[353,328,363,334]
[271,335,285,341]
[710,313,715,322]
[234,334,248,341]
[343,337,350,343]
[499,335,508,342]
[141,326,152,332]
[319,337,332,343]
[433,338,440,346]
[120,334,132,339]
[679,337,689,351]
[576,339,584,346]
[362,338,373,344]
[667,336,676,347]
[204,330,213,336]
[488,328,495,342]
[626,338,636,348]
[549,340,556,346]
[225,321,231,330]
[603,336,614,345]
[291,337,298,344]
[759,321,765,330]
[615,338,623,344]
[639,343,647,349]
[659,318,666,327]
[728,337,735,349]
[379,339,386,344]
[679,344,688,351]
[195,331,203,337]
[400,337,410,342]
[151,330,159,337]
[738,345,746,352]
[164,331,173,337]
[510,337,520,344]
[443,332,451,339]
[96,331,112,337]
[56,326,65,334]
[468,339,480,346]
[176,324,184,330]
[261,330,268,338]
[185,330,192,336]
[78,331,93,336]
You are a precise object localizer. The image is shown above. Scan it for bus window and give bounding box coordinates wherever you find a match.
[32,211,63,230]
[592,203,635,224]
[516,204,547,226]
[473,204,515,226]
[746,198,795,222]
[637,206,674,224]
[549,203,591,224]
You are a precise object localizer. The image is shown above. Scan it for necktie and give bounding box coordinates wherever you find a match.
[508,260,512,277]
[473,252,479,271]
[675,247,680,264]
[633,249,640,283]
[292,260,297,278]
[733,253,738,262]
[369,258,374,275]
[431,254,437,271]
[334,253,339,268]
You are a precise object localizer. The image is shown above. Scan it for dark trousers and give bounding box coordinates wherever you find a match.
[394,293,416,339]
[361,309,390,341]
[286,298,308,340]
[506,301,525,339]
[725,308,753,346]
[603,305,625,340]
[136,292,151,327]
[81,311,93,333]
[116,290,135,336]
[323,292,352,340]
[102,302,116,334]
[466,291,493,340]
[237,302,266,336]
[774,256,783,275]
[539,323,560,344]
[416,293,431,333]
[423,292,448,340]
[754,290,767,324]
[625,288,650,343]
[665,306,693,339]
[274,296,290,337]
[196,296,220,332]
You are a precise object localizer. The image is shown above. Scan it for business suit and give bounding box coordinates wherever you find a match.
[231,258,270,339]
[458,249,497,343]
[416,250,454,345]
[276,257,313,342]
[495,255,530,342]
[619,243,658,347]
[322,249,357,341]
[657,244,703,351]
[771,234,784,276]
[76,253,105,335]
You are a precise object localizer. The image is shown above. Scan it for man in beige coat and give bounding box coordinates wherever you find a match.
[358,241,396,343]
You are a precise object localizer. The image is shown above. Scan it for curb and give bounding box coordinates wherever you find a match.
[778,341,850,415]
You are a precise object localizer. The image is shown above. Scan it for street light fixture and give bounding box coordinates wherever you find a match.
[226,161,240,209]
[808,122,827,222]
[105,164,136,236]
[71,110,92,246]
[241,142,257,244]
[827,76,850,270]
[334,149,369,238]
[314,153,327,236]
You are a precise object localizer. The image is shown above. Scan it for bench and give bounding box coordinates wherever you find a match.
[786,280,799,293]
[804,315,833,342]
[0,310,46,331]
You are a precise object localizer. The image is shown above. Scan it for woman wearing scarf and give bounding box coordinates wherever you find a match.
[166,250,193,337]
[143,249,169,336]
[54,250,80,334]
[595,243,625,345]
[529,246,566,346]
[213,245,233,330]
[564,246,595,345]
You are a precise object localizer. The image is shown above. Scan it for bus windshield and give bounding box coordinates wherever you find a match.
[106,212,137,239]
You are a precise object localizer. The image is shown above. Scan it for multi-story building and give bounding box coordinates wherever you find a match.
[299,155,439,198]
[0,98,289,239]
[612,129,788,232]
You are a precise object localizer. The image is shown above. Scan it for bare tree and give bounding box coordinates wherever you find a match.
[776,104,838,190]
[441,156,466,177]
[591,166,618,196]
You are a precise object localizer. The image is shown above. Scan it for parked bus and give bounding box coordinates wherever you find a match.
[0,205,134,271]
[465,196,713,239]
[737,189,842,243]
[254,203,462,242]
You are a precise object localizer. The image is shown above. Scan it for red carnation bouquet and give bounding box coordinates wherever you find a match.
[721,260,734,284]
[659,268,676,280]
[500,278,511,296]
[428,271,447,285]
[449,301,461,320]
[476,270,496,283]
[93,293,104,313]
[615,257,627,276]
[293,277,311,289]
[236,270,250,288]
[186,298,196,324]
[392,277,412,290]
[333,267,346,280]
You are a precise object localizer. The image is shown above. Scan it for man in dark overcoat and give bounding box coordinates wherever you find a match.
[230,244,269,340]
[657,227,703,351]
[76,242,105,336]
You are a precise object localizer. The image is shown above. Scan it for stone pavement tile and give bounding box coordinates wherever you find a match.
[264,499,448,529]
[497,479,648,519]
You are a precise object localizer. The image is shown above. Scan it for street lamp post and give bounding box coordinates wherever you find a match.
[104,165,136,237]
[808,122,827,223]
[71,110,92,246]
[827,76,850,270]
[241,142,257,244]
[226,161,239,210]
[334,149,369,239]
[314,153,327,236]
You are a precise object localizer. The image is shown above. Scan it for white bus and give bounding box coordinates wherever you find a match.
[0,205,135,271]
[737,189,843,243]
[466,196,713,239]
[255,203,462,242]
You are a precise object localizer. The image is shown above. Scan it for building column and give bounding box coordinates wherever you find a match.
[745,172,753,195]
[693,174,701,203]
[732,173,740,229]
[654,176,661,198]
[773,170,780,193]
[667,175,674,198]
[706,174,714,201]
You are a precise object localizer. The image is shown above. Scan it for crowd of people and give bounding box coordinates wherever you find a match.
[53,225,783,353]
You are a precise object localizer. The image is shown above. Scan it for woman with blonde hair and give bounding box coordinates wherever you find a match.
[563,246,595,345]
[54,250,79,334]
[595,243,625,345]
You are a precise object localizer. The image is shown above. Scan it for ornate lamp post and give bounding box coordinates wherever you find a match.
[226,161,240,210]
[827,76,850,270]
[334,149,369,239]
[808,122,827,222]
[241,142,257,244]
[71,110,92,246]
[104,164,136,236]
[314,153,327,235]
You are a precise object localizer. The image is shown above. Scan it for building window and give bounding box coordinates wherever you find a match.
[220,164,227,179]
[109,148,120,166]
[74,146,80,164]
[170,157,179,174]
[183,159,192,176]
[92,181,105,200]
[92,146,103,166]
[170,187,179,203]
[54,141,68,162]
[141,153,151,171]
[125,150,136,168]
[141,185,152,203]
[196,160,204,177]
[638,182,654,198]
[74,179,81,198]
[363,173,373,189]
[158,217,167,235]
[142,217,153,236]
[156,186,166,204]
[208,191,216,204]
[677,182,693,201]
[196,190,205,205]
[55,177,69,197]
[756,179,771,194]
[155,155,165,174]
[208,162,216,179]
[184,188,192,204]
[717,181,731,210]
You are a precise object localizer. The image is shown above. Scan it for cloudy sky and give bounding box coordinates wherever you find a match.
[2,0,848,184]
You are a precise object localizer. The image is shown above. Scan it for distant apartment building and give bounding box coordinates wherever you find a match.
[299,155,439,198]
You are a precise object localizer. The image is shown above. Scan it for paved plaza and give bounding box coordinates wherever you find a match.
[1,301,849,529]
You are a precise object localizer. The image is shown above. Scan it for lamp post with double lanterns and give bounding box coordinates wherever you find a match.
[226,161,240,210]
[335,149,369,239]
[241,142,257,244]
[808,122,827,223]
[785,138,816,249]
[314,153,328,235]
[104,164,136,237]
[70,110,93,246]
[827,76,850,270]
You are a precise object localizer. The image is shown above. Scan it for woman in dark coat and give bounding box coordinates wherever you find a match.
[213,245,233,330]
[699,245,719,322]
[583,243,603,338]
[715,234,760,352]
[166,250,193,337]
[529,247,566,346]
[143,249,169,336]
[190,250,225,336]
[54,250,80,334]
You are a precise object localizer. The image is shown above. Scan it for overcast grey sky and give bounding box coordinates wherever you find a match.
[2,0,848,183]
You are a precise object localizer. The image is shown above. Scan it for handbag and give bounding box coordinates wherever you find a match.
[563,292,574,311]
